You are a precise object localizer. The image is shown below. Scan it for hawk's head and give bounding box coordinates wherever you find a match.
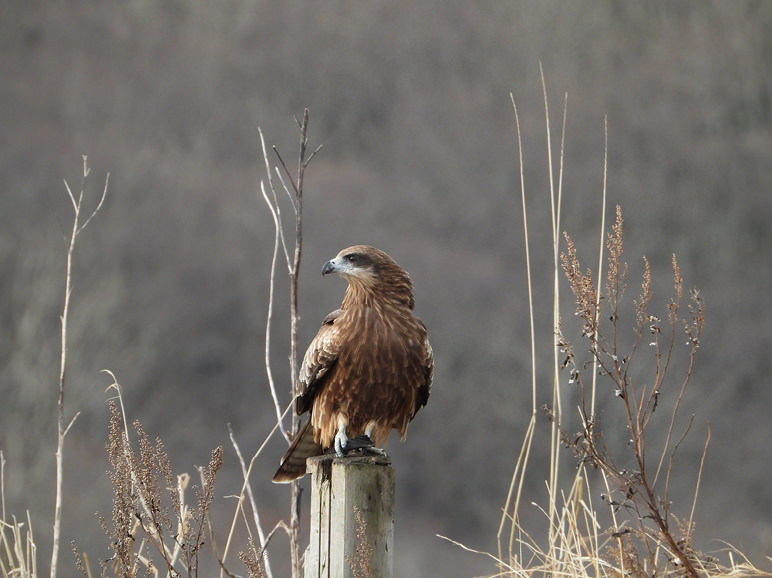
[322,245,386,281]
[323,245,415,308]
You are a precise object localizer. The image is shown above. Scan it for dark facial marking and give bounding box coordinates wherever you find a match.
[343,252,373,269]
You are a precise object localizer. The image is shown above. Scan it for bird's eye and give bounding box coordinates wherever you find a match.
[346,253,359,263]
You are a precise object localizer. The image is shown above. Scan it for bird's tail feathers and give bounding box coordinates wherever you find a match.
[272,420,323,483]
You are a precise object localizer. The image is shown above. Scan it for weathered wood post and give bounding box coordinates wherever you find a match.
[304,453,395,578]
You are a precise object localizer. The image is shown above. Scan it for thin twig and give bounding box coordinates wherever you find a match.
[259,179,291,443]
[259,129,290,269]
[219,402,292,578]
[52,156,108,578]
[688,425,711,539]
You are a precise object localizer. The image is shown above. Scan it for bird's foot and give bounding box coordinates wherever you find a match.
[332,433,386,457]
[345,435,387,456]
[334,428,349,457]
[346,434,376,450]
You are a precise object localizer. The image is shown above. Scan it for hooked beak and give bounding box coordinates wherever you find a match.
[321,259,337,276]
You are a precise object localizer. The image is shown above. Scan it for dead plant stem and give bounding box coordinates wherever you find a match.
[52,156,107,578]
[269,109,320,578]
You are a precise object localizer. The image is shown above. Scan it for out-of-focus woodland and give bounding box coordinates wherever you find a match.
[1,2,771,576]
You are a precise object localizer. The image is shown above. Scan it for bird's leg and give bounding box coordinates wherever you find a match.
[334,423,349,457]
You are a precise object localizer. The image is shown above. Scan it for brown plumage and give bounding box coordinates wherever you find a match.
[272,245,433,483]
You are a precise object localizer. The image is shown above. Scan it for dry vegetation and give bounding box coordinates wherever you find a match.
[3,91,769,578]
[455,91,768,578]
[1,2,771,576]
[83,397,223,578]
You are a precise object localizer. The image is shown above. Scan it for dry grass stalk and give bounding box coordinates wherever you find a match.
[0,473,38,578]
[238,538,268,578]
[77,390,223,578]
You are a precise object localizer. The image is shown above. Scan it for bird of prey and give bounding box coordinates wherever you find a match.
[272,245,433,483]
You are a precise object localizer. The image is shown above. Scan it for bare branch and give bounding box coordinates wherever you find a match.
[225,425,275,578]
[274,167,298,221]
[62,411,81,438]
[52,157,108,578]
[259,179,291,444]
[77,172,110,235]
[259,128,291,270]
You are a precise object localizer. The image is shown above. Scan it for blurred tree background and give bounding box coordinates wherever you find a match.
[1,1,770,576]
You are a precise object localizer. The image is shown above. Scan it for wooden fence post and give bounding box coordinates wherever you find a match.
[304,453,394,578]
